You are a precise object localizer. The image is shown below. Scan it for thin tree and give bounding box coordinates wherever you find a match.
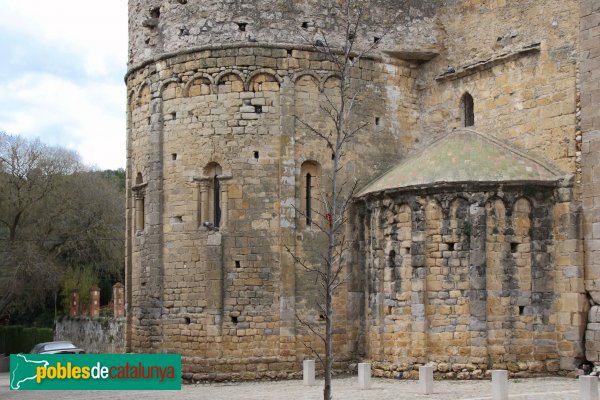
[287,1,396,398]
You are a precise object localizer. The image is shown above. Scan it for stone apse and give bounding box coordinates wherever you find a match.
[125,0,599,380]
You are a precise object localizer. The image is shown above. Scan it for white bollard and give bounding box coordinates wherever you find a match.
[303,360,316,386]
[580,375,599,400]
[419,365,433,395]
[491,370,508,400]
[358,362,371,390]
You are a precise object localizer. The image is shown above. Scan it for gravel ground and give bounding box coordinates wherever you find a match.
[0,373,591,399]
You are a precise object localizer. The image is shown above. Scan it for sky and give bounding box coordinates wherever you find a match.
[0,1,128,170]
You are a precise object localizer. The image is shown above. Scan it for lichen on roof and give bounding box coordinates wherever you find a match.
[357,129,562,197]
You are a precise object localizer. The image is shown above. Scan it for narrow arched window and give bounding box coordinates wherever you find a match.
[213,173,221,227]
[133,172,145,232]
[135,197,145,231]
[306,173,312,226]
[300,161,321,228]
[461,92,474,127]
[201,162,223,228]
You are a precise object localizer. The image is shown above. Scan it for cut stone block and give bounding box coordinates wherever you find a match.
[419,365,433,394]
[492,370,508,400]
[358,362,371,390]
[580,375,599,400]
[303,360,315,386]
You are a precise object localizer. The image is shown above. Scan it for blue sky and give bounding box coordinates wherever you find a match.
[0,1,128,170]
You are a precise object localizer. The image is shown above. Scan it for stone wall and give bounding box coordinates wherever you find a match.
[581,0,600,363]
[358,184,585,377]
[127,0,441,67]
[54,317,125,354]
[418,0,579,175]
[125,43,416,379]
[125,0,594,379]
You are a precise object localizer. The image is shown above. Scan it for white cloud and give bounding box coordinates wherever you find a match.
[0,73,125,170]
[0,0,128,169]
[0,0,128,76]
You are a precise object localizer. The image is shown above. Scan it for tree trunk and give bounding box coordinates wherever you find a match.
[324,289,333,399]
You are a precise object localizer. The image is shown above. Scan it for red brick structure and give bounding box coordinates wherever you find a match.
[69,290,79,317]
[113,283,125,318]
[89,286,100,318]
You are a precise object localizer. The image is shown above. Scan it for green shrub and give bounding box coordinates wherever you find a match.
[0,325,53,355]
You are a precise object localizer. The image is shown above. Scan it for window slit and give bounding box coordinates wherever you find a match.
[306,173,312,226]
[462,92,474,127]
[214,174,221,227]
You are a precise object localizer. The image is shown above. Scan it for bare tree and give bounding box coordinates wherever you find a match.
[0,133,80,316]
[288,2,395,398]
[0,132,125,320]
[0,133,80,241]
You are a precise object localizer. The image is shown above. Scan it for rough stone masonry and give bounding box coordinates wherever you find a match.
[125,0,600,381]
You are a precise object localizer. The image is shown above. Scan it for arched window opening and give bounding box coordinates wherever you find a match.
[461,92,475,127]
[512,198,532,293]
[133,172,146,232]
[306,173,312,226]
[300,161,321,228]
[199,162,225,229]
[213,172,221,227]
[135,197,144,231]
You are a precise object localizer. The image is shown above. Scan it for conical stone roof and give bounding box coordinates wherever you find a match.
[357,129,562,197]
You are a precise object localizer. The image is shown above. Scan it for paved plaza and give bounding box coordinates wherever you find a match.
[0,372,594,399]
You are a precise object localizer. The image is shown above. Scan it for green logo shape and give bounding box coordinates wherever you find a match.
[10,354,181,390]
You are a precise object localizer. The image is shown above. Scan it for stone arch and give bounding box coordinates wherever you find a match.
[321,73,342,92]
[382,201,398,313]
[424,199,445,359]
[200,162,224,228]
[203,161,223,177]
[246,69,282,92]
[367,202,384,334]
[184,72,214,96]
[508,197,534,362]
[512,197,532,293]
[512,197,532,218]
[485,197,508,291]
[294,74,320,95]
[292,71,321,87]
[127,90,136,112]
[485,197,509,364]
[381,198,398,297]
[449,196,470,244]
[136,81,152,106]
[443,197,472,357]
[215,70,245,94]
[424,199,443,267]
[201,157,230,176]
[135,79,152,98]
[506,195,534,215]
[159,78,182,100]
[396,203,412,301]
[294,74,321,137]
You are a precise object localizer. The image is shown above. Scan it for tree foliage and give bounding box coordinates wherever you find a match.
[0,132,124,323]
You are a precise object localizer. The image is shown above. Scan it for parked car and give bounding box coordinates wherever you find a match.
[30,341,85,354]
